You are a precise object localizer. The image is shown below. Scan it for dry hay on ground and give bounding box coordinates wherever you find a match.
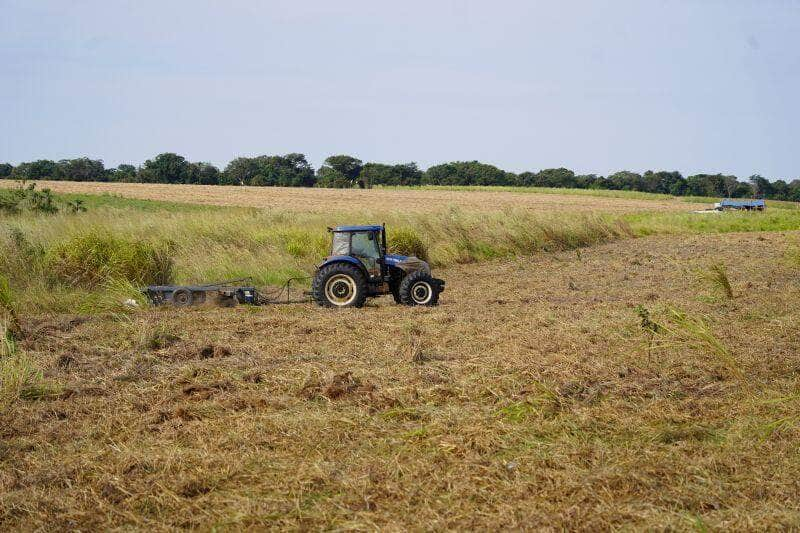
[2,231,799,530]
[0,180,707,214]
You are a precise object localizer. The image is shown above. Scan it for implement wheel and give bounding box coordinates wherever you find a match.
[399,271,440,307]
[312,263,368,308]
[172,288,193,307]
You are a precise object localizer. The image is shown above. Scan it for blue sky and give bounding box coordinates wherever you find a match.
[1,1,798,179]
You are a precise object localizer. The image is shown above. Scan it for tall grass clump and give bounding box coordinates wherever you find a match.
[387,227,429,261]
[642,306,741,379]
[417,209,631,265]
[280,229,328,259]
[2,195,633,312]
[47,231,174,287]
[698,263,734,299]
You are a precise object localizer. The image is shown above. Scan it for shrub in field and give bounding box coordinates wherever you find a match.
[0,189,21,214]
[47,232,174,287]
[387,227,429,261]
[0,183,59,215]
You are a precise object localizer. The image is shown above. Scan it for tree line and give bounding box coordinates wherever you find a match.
[1,153,797,201]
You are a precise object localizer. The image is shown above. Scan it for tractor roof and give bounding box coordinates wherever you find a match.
[332,225,383,232]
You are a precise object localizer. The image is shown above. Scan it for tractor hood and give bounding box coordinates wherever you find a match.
[385,254,431,274]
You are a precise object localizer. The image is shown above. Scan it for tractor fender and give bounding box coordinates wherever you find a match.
[385,254,431,275]
[316,256,370,279]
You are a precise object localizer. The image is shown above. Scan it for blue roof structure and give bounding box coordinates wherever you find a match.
[333,225,383,232]
[720,199,765,208]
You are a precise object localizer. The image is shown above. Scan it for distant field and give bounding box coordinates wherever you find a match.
[0,180,711,214]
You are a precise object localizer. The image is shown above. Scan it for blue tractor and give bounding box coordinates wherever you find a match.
[312,224,445,308]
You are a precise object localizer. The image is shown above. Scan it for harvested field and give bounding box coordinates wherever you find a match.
[0,180,709,214]
[2,231,799,530]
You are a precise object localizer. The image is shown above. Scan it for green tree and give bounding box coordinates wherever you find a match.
[606,171,643,191]
[223,154,315,187]
[108,164,138,182]
[11,160,58,180]
[749,175,772,199]
[723,175,740,197]
[188,162,221,185]
[316,155,363,188]
[271,153,315,187]
[771,179,790,201]
[55,158,106,182]
[575,174,603,189]
[223,157,260,185]
[536,168,576,188]
[640,171,685,195]
[360,162,423,186]
[516,172,537,186]
[0,163,12,178]
[139,153,191,184]
[733,182,753,198]
[423,161,510,186]
[686,174,733,197]
[685,174,709,196]
[788,180,800,202]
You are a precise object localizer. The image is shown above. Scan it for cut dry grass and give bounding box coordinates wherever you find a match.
[1,309,57,410]
[0,345,57,409]
[2,232,799,529]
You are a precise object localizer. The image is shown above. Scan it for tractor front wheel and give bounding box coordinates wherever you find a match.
[399,271,441,307]
[312,263,368,308]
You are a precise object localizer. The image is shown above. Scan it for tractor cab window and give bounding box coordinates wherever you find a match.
[350,231,380,259]
[330,232,350,256]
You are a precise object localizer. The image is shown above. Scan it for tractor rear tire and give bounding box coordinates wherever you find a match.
[399,271,440,307]
[312,262,368,308]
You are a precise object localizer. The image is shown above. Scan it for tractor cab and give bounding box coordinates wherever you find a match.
[328,225,386,280]
[312,224,444,308]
